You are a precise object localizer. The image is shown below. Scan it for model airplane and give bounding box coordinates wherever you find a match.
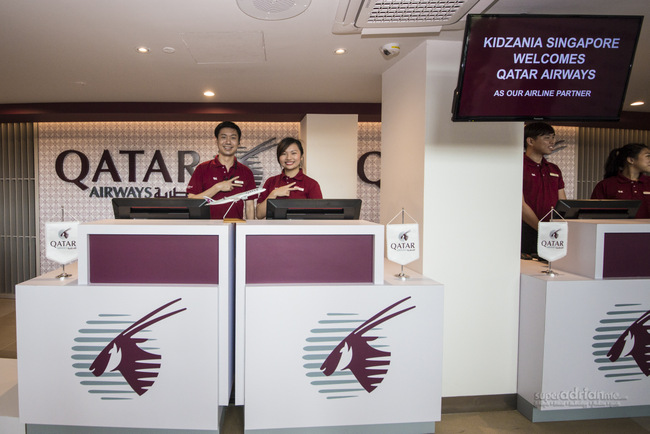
[202,187,266,206]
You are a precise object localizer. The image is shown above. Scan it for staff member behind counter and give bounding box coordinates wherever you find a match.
[187,121,256,219]
[256,137,322,219]
[591,143,650,218]
[521,122,566,255]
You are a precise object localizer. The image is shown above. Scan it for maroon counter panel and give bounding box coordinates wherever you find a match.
[603,232,650,279]
[245,234,375,284]
[88,234,219,284]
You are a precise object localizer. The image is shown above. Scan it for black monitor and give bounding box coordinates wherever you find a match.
[554,199,641,219]
[112,198,210,219]
[266,199,362,220]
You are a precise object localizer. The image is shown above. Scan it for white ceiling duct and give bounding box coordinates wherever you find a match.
[333,0,489,34]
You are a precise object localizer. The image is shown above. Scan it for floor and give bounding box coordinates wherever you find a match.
[2,297,649,433]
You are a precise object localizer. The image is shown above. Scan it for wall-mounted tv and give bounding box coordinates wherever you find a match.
[452,14,643,122]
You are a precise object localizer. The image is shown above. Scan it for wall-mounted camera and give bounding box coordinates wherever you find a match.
[381,42,400,57]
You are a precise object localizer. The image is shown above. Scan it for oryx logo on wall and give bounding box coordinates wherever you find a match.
[593,304,650,382]
[72,298,186,399]
[303,296,415,399]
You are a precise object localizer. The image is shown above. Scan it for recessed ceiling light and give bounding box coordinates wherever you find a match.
[630,101,645,106]
[334,48,347,55]
[237,0,311,20]
[204,91,215,97]
[136,46,150,54]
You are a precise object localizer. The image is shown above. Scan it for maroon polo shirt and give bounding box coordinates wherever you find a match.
[186,156,256,219]
[258,169,323,203]
[523,154,565,221]
[591,173,650,218]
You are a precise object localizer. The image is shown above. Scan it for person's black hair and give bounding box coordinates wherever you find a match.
[524,122,555,149]
[603,143,649,178]
[214,121,241,140]
[276,137,304,164]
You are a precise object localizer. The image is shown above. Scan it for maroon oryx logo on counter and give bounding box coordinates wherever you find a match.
[79,298,186,397]
[594,304,650,383]
[315,296,415,395]
[607,308,650,377]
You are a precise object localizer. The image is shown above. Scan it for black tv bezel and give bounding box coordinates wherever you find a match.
[112,198,211,220]
[451,14,644,122]
[265,199,362,220]
[554,199,641,219]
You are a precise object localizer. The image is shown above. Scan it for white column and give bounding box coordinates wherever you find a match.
[300,114,358,199]
[381,40,524,397]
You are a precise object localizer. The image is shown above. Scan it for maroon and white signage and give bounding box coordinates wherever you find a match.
[453,15,643,121]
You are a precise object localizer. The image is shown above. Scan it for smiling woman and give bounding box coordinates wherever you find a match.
[255,137,322,219]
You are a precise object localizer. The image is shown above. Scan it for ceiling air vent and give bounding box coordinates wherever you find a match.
[333,0,482,34]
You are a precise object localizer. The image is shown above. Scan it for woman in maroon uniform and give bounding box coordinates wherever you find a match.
[591,143,650,218]
[256,137,322,219]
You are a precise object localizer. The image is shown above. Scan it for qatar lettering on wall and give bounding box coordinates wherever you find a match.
[452,14,643,121]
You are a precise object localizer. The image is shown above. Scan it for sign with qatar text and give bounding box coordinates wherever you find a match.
[45,221,79,265]
[537,221,568,262]
[386,223,419,266]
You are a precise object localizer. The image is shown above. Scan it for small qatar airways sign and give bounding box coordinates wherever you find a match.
[537,221,568,262]
[45,221,79,265]
[386,223,419,266]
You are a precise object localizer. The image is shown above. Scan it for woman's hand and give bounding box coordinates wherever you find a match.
[271,182,299,198]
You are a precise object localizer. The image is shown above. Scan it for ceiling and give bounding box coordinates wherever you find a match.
[1,0,649,112]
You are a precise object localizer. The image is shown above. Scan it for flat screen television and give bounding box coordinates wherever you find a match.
[452,14,643,122]
[266,199,362,220]
[112,198,210,219]
[554,199,641,219]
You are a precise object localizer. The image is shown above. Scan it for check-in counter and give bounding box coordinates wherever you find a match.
[17,220,233,433]
[235,220,444,433]
[518,219,650,422]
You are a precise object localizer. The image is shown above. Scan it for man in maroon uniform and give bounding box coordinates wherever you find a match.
[187,121,256,219]
[522,122,566,254]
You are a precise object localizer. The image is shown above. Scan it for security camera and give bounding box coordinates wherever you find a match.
[381,43,400,57]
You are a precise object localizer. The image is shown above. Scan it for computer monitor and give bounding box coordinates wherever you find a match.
[554,199,641,219]
[112,198,210,219]
[266,199,362,220]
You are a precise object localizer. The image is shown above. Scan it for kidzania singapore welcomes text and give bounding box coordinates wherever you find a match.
[487,36,622,98]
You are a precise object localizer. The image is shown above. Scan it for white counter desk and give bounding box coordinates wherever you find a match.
[235,220,444,433]
[17,220,233,433]
[518,220,650,422]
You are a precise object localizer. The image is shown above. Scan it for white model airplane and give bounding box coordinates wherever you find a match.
[202,187,266,206]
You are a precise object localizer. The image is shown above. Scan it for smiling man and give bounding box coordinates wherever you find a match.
[187,121,256,219]
[521,122,567,255]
